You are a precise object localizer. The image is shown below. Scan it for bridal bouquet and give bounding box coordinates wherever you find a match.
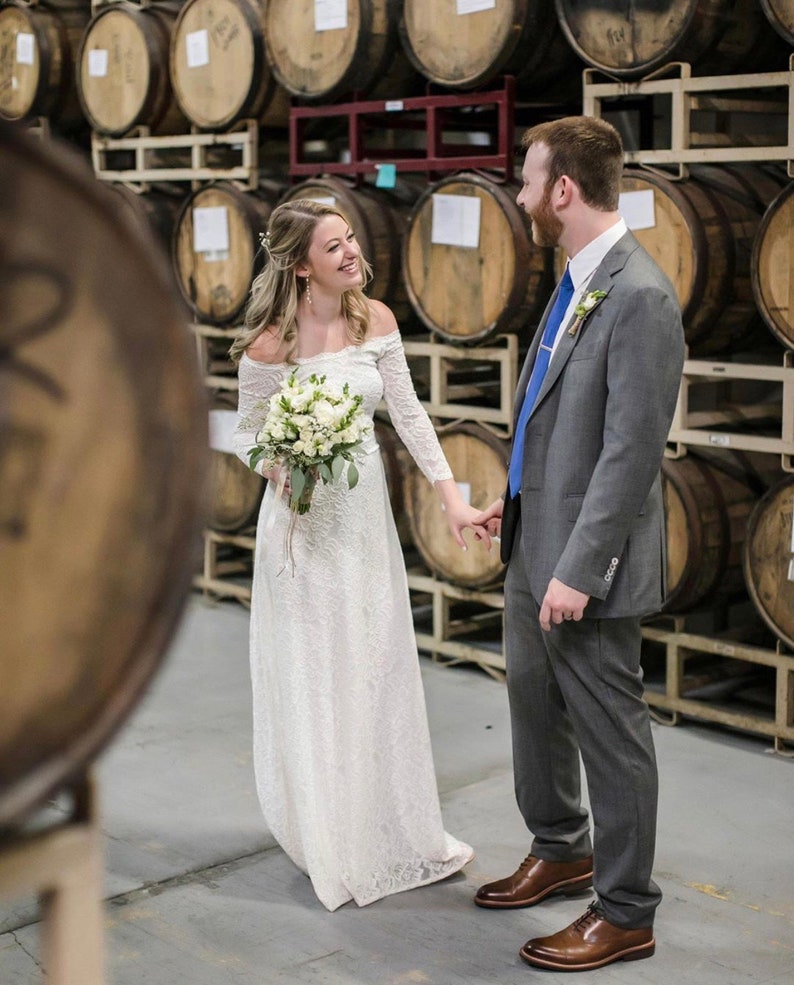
[247,370,371,515]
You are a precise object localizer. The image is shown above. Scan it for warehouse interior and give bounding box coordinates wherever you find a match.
[2,1,794,983]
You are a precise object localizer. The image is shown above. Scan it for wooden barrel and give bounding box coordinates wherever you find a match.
[404,423,507,588]
[402,172,554,345]
[752,180,794,350]
[743,475,794,649]
[620,166,780,357]
[374,419,413,549]
[399,0,581,95]
[263,0,418,102]
[0,120,208,826]
[662,455,758,614]
[556,0,788,80]
[170,0,290,131]
[208,392,263,531]
[279,177,418,325]
[103,182,186,253]
[761,0,794,45]
[171,180,283,325]
[77,0,187,137]
[0,0,89,131]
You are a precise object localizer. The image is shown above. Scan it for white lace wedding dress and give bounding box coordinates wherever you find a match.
[233,329,473,911]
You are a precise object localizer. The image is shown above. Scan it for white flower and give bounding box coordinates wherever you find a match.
[245,369,372,514]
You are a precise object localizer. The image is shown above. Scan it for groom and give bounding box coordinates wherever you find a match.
[474,117,684,971]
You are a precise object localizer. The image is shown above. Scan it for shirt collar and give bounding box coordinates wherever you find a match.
[567,218,627,294]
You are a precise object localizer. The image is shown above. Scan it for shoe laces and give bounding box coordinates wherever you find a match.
[573,902,603,934]
[518,853,535,870]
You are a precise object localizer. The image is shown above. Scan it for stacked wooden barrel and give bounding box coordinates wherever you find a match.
[0,0,90,132]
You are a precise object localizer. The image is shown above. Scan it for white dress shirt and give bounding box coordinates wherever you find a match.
[549,218,627,359]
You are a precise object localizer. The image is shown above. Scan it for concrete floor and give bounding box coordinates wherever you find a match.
[1,595,793,985]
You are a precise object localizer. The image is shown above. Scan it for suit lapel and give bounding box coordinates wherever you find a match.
[513,282,563,427]
[527,233,636,419]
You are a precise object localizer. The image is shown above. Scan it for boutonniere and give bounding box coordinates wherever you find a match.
[568,289,608,336]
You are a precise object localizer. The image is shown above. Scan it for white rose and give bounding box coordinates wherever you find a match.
[313,399,337,427]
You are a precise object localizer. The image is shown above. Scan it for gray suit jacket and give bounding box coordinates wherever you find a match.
[501,230,685,618]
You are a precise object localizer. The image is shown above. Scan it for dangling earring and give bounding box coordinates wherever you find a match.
[305,275,312,305]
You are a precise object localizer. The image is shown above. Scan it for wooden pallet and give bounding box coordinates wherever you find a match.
[193,529,255,605]
[192,323,239,391]
[91,120,259,191]
[402,334,518,437]
[641,615,794,754]
[667,351,794,471]
[407,569,505,681]
[0,775,105,985]
[583,59,794,176]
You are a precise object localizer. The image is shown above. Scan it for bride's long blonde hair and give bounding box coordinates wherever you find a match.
[229,198,373,365]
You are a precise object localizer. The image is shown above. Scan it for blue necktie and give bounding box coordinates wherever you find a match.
[508,266,574,497]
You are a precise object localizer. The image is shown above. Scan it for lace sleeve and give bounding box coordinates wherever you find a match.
[377,332,452,484]
[233,356,288,476]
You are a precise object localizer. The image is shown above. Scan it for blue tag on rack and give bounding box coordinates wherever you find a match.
[375,164,397,189]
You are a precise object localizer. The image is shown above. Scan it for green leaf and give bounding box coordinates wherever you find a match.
[331,455,344,481]
[347,462,359,489]
[290,467,306,500]
[319,463,333,484]
[248,448,266,470]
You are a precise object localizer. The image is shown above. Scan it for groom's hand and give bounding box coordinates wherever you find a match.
[473,498,503,543]
[540,577,589,631]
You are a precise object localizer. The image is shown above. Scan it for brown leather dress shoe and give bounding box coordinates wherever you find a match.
[474,853,593,908]
[519,902,655,970]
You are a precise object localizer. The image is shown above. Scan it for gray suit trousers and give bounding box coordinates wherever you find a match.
[505,523,662,929]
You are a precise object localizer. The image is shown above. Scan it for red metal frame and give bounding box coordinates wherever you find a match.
[288,77,515,181]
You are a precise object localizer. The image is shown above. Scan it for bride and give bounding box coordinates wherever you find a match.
[230,198,489,911]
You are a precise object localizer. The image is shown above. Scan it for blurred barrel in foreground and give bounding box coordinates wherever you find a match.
[556,0,788,79]
[743,475,794,650]
[170,0,289,131]
[404,423,507,589]
[0,121,208,826]
[662,455,758,614]
[402,173,554,345]
[400,0,581,95]
[264,0,417,102]
[0,0,89,131]
[171,180,283,325]
[78,0,187,136]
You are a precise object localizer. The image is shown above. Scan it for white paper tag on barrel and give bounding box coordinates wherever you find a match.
[431,194,481,248]
[619,189,656,231]
[209,409,239,454]
[315,0,347,32]
[88,49,108,78]
[16,33,34,66]
[186,29,210,69]
[457,0,496,14]
[193,205,229,261]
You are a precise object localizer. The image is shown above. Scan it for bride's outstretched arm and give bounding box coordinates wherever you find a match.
[377,330,490,550]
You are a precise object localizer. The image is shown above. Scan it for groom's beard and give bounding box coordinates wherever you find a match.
[530,186,563,249]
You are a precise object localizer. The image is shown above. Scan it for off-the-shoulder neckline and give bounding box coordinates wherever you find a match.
[242,329,400,368]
